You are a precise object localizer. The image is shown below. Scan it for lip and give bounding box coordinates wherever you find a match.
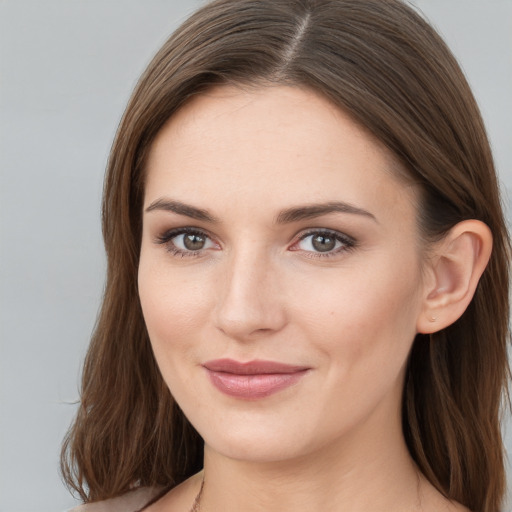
[203,359,310,400]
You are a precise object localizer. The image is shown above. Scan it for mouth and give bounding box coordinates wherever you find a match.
[202,359,310,400]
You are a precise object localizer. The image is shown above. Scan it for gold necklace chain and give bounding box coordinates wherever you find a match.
[189,478,205,512]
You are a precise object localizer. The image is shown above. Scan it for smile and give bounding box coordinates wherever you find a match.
[203,359,310,400]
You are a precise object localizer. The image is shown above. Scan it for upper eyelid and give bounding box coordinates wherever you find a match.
[155,227,218,256]
[296,228,355,242]
[154,226,351,238]
[155,226,214,241]
[153,226,355,250]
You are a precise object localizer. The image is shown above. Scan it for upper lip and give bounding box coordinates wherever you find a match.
[203,358,309,375]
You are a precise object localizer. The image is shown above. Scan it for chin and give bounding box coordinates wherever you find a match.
[191,406,340,465]
[203,429,313,463]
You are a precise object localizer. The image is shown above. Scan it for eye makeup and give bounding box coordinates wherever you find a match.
[290,229,356,259]
[155,227,219,258]
[154,226,357,260]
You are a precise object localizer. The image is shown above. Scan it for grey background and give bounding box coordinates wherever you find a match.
[0,1,511,511]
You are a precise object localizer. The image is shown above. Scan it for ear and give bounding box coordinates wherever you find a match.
[417,220,492,334]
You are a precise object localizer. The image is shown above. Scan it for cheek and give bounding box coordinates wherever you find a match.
[289,264,421,427]
[138,258,213,358]
[290,258,422,366]
[138,259,218,405]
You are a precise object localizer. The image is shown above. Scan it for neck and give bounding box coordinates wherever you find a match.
[198,411,423,512]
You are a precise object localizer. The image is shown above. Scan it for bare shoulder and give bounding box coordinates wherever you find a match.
[68,487,163,512]
[144,471,204,512]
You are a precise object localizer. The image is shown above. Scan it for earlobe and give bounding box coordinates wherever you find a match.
[417,220,492,334]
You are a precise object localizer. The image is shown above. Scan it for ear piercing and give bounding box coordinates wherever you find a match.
[428,314,437,323]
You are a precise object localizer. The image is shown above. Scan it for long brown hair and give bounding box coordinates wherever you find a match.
[61,1,511,510]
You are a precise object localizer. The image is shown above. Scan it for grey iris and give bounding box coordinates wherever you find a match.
[312,234,336,252]
[184,233,206,250]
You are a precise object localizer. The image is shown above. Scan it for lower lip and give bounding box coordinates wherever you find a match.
[206,370,308,400]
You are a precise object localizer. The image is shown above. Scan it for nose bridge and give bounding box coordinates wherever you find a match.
[215,243,286,339]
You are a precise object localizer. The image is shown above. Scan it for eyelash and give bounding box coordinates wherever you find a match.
[292,229,356,259]
[154,227,356,259]
[155,227,215,258]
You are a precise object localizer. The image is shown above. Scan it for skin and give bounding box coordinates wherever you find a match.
[139,85,469,512]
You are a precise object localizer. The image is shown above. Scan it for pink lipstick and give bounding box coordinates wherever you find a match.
[203,359,309,400]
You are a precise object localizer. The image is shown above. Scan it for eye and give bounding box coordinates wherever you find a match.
[290,229,355,257]
[155,228,218,256]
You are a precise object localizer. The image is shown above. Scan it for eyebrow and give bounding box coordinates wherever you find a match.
[145,198,220,223]
[275,201,377,224]
[145,198,376,224]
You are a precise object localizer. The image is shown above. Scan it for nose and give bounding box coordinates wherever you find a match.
[214,248,288,341]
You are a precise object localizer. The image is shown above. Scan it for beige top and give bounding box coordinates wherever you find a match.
[68,487,164,512]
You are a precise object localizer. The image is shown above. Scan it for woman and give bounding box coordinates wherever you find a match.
[61,0,511,511]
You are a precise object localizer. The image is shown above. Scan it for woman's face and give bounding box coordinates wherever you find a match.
[139,85,428,463]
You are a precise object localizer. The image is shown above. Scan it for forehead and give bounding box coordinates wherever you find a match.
[144,85,417,223]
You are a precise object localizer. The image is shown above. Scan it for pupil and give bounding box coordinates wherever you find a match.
[312,234,335,252]
[184,234,205,250]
